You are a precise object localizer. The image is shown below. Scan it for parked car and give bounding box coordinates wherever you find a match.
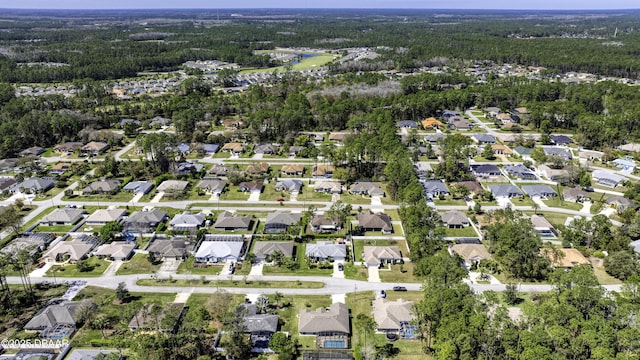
[392,286,407,292]
[338,263,344,271]
[379,290,386,299]
[583,187,595,192]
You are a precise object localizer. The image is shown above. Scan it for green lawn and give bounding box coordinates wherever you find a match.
[260,182,290,201]
[47,257,109,278]
[219,188,250,201]
[116,253,161,275]
[522,211,571,229]
[263,244,333,276]
[296,189,333,202]
[241,53,338,73]
[379,262,421,283]
[444,226,480,238]
[137,278,324,289]
[33,224,76,233]
[433,198,467,206]
[362,223,404,237]
[62,191,135,202]
[176,256,223,275]
[344,262,369,281]
[543,197,583,211]
[592,264,622,285]
[511,197,536,207]
[339,193,373,205]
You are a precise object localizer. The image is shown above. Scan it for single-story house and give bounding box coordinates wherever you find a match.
[314,181,342,194]
[288,146,306,157]
[513,146,533,161]
[550,135,573,146]
[81,141,109,156]
[538,165,570,181]
[563,188,591,203]
[449,243,492,269]
[147,238,190,260]
[20,146,45,157]
[213,211,252,231]
[421,117,443,129]
[195,234,245,263]
[93,242,136,260]
[612,158,636,172]
[48,162,71,175]
[17,177,55,193]
[222,142,246,155]
[473,134,496,144]
[170,212,206,231]
[157,180,189,193]
[329,133,348,143]
[363,246,402,267]
[424,133,445,143]
[299,302,350,349]
[175,162,204,176]
[305,241,347,262]
[122,180,154,195]
[491,144,513,156]
[85,208,126,225]
[441,210,470,228]
[414,162,433,179]
[241,304,279,348]
[192,143,219,155]
[42,238,95,263]
[265,211,301,234]
[255,143,279,155]
[421,180,450,198]
[606,196,634,211]
[503,164,536,180]
[372,298,416,337]
[449,118,472,131]
[530,215,557,238]
[124,209,167,234]
[451,181,483,195]
[197,178,226,195]
[349,181,385,197]
[238,181,264,193]
[592,170,627,188]
[488,184,523,198]
[313,164,335,178]
[281,164,305,176]
[542,248,589,269]
[253,241,295,262]
[209,164,228,176]
[24,300,83,336]
[397,120,418,129]
[246,162,270,175]
[543,146,573,160]
[54,142,84,155]
[82,179,121,195]
[471,164,502,177]
[310,214,339,233]
[275,179,303,193]
[0,158,19,173]
[0,233,55,257]
[357,211,393,234]
[41,208,85,226]
[521,185,557,198]
[0,177,17,192]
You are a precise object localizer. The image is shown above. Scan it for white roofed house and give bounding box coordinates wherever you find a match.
[363,246,402,267]
[195,234,245,263]
[93,242,136,261]
[305,241,347,262]
[592,170,627,188]
[42,236,97,263]
[85,208,126,225]
[156,180,189,193]
[197,178,226,195]
[170,212,206,232]
[41,208,85,226]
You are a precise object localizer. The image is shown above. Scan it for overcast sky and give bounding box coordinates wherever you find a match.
[6,1,639,10]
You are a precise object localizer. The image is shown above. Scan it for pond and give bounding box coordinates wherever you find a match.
[291,53,319,65]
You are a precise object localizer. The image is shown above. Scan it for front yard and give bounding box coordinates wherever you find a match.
[46,257,109,278]
[116,253,161,275]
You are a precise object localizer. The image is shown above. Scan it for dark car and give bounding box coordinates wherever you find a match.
[379,290,387,298]
[583,187,595,192]
[392,286,407,292]
[337,263,344,271]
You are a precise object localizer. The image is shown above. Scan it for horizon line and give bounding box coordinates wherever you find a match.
[1,7,640,11]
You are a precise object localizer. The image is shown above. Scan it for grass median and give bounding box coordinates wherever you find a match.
[136,278,325,289]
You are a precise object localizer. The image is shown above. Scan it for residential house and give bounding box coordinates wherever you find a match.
[442,110,461,119]
[397,120,418,129]
[20,146,45,157]
[54,142,83,155]
[441,210,470,228]
[48,162,71,175]
[473,134,496,144]
[246,162,270,176]
[543,146,573,160]
[124,209,167,234]
[618,143,640,152]
[521,185,557,198]
[307,133,324,143]
[414,162,433,180]
[314,181,342,194]
[310,214,339,233]
[363,246,402,267]
[0,233,55,257]
[0,158,19,174]
[197,178,226,195]
[530,215,557,238]
[606,196,634,211]
[195,234,245,263]
[513,146,533,161]
[238,181,264,194]
[265,211,301,234]
[471,164,502,177]
[0,177,17,192]
[275,179,302,193]
[253,241,295,262]
[491,144,513,156]
[41,208,84,225]
[255,143,279,155]
[157,180,189,193]
[175,162,203,176]
[222,142,246,155]
[592,170,627,188]
[288,146,306,157]
[42,238,95,263]
[357,211,393,234]
[147,238,190,260]
[550,135,573,146]
[329,133,348,143]
[122,181,154,195]
[209,164,228,176]
[93,242,136,260]
[421,180,450,198]
[306,241,347,262]
[496,113,513,124]
[239,304,279,348]
[449,118,472,131]
[503,164,536,180]
[563,188,591,203]
[170,212,206,231]
[349,181,385,197]
[451,181,483,196]
[372,298,416,338]
[17,177,55,193]
[81,141,109,156]
[85,208,126,225]
[192,143,219,156]
[281,164,304,176]
[82,179,121,195]
[538,165,570,181]
[299,302,350,349]
[213,211,252,231]
[24,300,83,337]
[542,248,589,269]
[313,164,335,178]
[424,133,445,143]
[128,303,186,332]
[488,184,523,198]
[450,243,492,269]
[421,117,443,129]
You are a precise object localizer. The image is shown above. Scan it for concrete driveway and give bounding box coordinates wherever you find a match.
[367,265,381,283]
[248,191,261,202]
[159,258,181,273]
[333,261,345,278]
[249,262,264,276]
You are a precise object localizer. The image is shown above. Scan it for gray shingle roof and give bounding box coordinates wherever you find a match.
[213,211,251,230]
[305,241,347,259]
[122,181,154,194]
[253,241,294,259]
[521,185,557,197]
[24,301,82,330]
[488,184,523,198]
[299,302,350,334]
